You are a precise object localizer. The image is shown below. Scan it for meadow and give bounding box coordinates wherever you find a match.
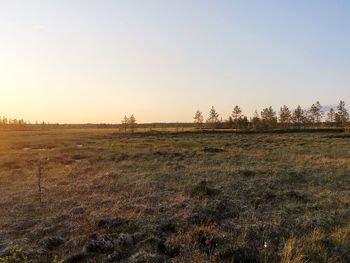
[0,129,349,263]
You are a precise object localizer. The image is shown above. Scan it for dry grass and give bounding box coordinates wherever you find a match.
[0,129,349,262]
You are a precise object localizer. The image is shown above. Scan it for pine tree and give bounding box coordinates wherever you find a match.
[335,101,349,127]
[238,116,249,130]
[279,105,291,128]
[327,108,335,123]
[193,110,204,129]
[206,106,220,129]
[251,110,261,130]
[292,105,305,129]
[308,101,323,125]
[129,114,137,133]
[231,105,243,129]
[232,105,242,119]
[121,115,129,133]
[261,106,277,129]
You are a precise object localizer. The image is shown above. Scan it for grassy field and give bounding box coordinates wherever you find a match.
[0,129,349,263]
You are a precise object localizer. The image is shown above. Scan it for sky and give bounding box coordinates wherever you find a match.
[1,0,350,123]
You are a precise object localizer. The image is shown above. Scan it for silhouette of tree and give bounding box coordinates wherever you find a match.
[308,101,323,125]
[121,115,129,133]
[327,108,335,124]
[261,106,277,129]
[193,110,204,129]
[335,101,349,127]
[292,105,305,129]
[206,106,220,129]
[279,105,291,128]
[129,114,137,133]
[238,116,249,130]
[251,110,261,130]
[231,105,243,129]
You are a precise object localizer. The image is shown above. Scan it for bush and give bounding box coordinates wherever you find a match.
[0,245,26,263]
[190,180,219,197]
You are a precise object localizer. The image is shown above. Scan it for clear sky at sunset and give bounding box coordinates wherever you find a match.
[1,1,350,123]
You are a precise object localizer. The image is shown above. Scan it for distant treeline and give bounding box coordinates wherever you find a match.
[193,100,349,130]
[1,100,349,131]
[0,116,193,131]
[118,100,350,132]
[0,118,60,130]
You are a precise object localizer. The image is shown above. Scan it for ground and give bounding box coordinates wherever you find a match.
[0,129,349,263]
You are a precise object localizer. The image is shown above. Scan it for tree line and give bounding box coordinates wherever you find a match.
[2,100,349,132]
[0,116,59,130]
[193,101,349,130]
[0,117,28,126]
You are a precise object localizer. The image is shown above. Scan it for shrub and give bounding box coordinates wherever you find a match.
[190,180,219,197]
[0,245,26,263]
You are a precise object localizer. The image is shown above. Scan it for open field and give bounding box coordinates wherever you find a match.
[0,129,349,262]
